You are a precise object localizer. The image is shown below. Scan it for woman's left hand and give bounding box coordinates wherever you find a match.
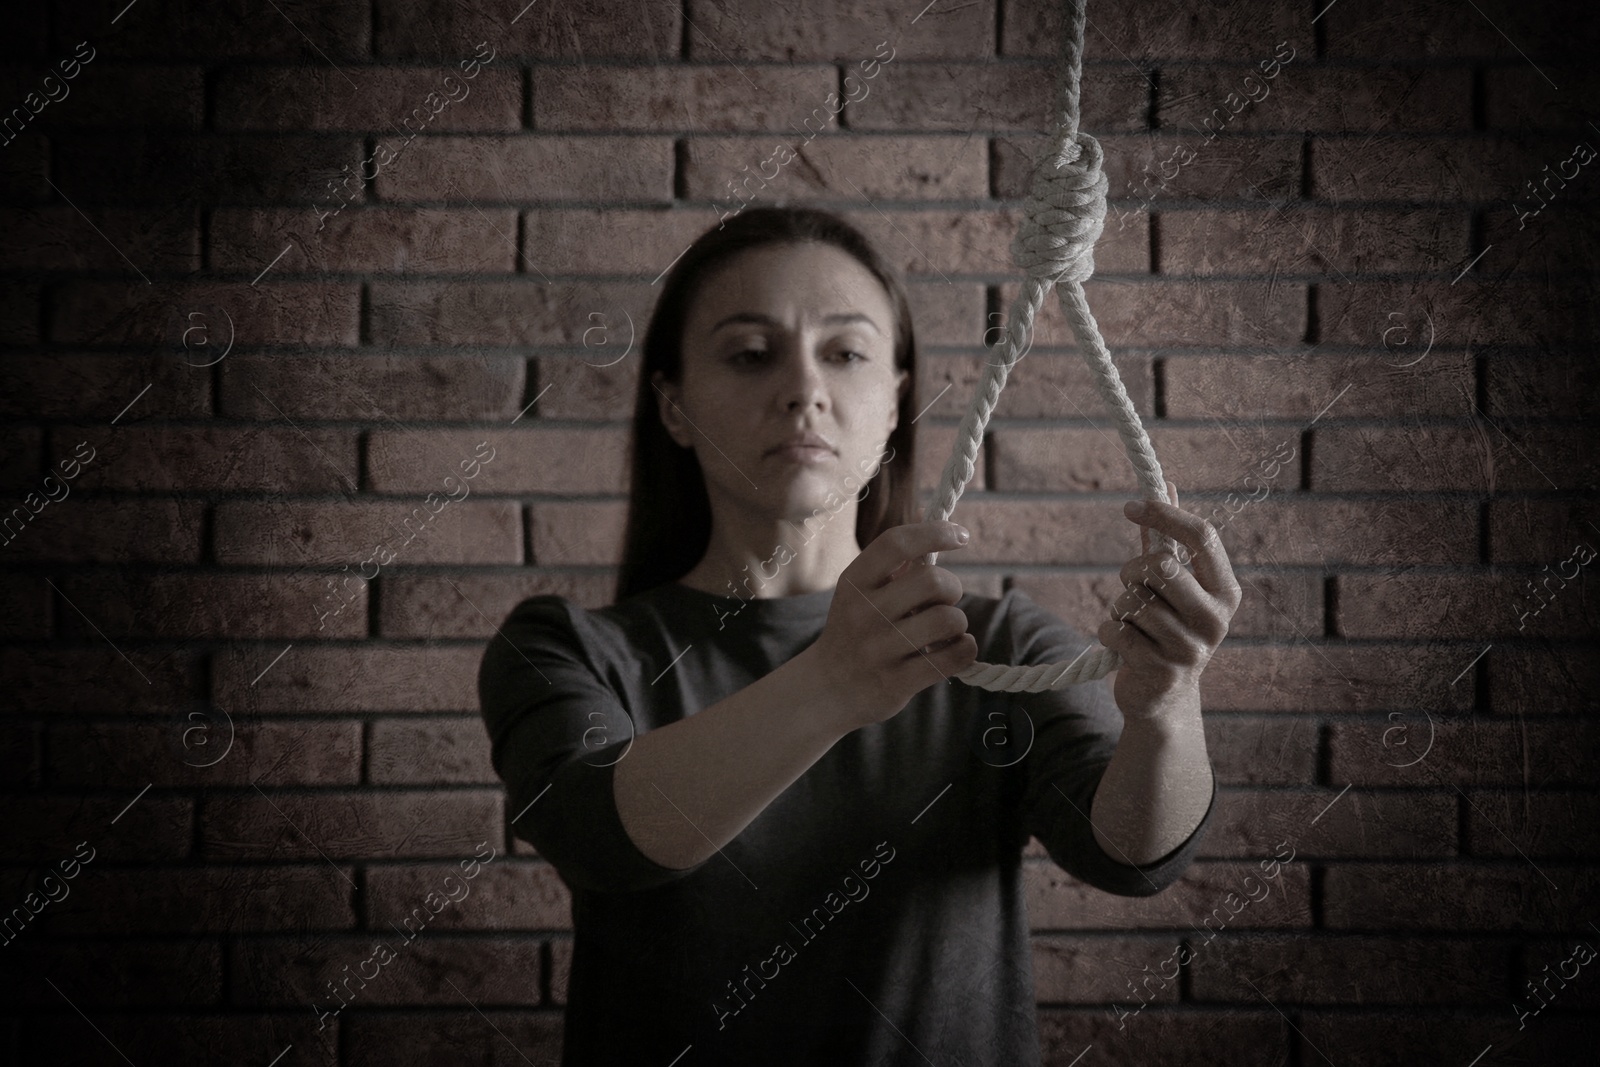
[1097,480,1241,719]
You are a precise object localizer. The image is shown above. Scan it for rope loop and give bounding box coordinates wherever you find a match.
[1010,130,1108,286]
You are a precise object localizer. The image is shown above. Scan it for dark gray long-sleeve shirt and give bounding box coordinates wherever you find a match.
[477,580,1216,1066]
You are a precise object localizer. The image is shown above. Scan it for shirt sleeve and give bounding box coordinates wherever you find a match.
[1002,587,1216,897]
[476,595,705,894]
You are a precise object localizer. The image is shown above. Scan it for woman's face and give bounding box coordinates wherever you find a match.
[655,240,909,528]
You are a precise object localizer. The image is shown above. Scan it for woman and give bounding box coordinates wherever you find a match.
[478,207,1235,1065]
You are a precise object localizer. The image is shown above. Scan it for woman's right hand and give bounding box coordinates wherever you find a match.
[807,520,980,730]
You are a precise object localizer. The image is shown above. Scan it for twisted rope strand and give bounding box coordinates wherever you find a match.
[919,0,1172,692]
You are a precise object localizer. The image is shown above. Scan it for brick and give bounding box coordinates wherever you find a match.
[1300,1011,1579,1067]
[365,859,571,929]
[1026,859,1312,929]
[535,64,837,131]
[0,354,211,419]
[904,281,987,346]
[1189,935,1508,1004]
[1164,351,1474,419]
[1159,207,1467,275]
[378,570,615,638]
[1204,787,1458,859]
[1337,709,1594,791]
[1519,939,1600,1009]
[1487,67,1600,129]
[682,135,989,202]
[49,719,362,786]
[0,205,198,271]
[918,352,1154,421]
[217,67,521,130]
[845,206,1147,279]
[1037,1010,1287,1067]
[377,0,676,59]
[1488,498,1599,563]
[231,934,539,1007]
[56,424,359,492]
[367,280,658,348]
[1005,0,1301,60]
[1033,935,1179,1004]
[0,424,40,490]
[998,132,1304,205]
[218,353,524,421]
[551,938,572,1005]
[201,790,503,862]
[0,126,48,199]
[854,62,1149,132]
[0,5,46,57]
[998,279,1307,349]
[0,724,40,787]
[212,644,483,713]
[54,134,363,204]
[55,571,368,640]
[534,354,641,420]
[211,207,520,275]
[6,796,193,862]
[530,501,628,566]
[1337,573,1598,639]
[368,427,626,494]
[0,282,40,342]
[687,0,993,60]
[2,939,221,1006]
[1312,135,1593,205]
[19,1012,337,1065]
[1324,0,1600,59]
[1484,202,1598,278]
[3,63,204,129]
[1315,425,1598,492]
[58,0,369,59]
[1159,67,1471,134]
[1207,712,1321,785]
[1206,640,1480,714]
[1484,351,1600,419]
[1464,790,1600,859]
[49,281,360,347]
[35,864,356,935]
[369,718,495,785]
[522,207,731,275]
[212,500,522,566]
[1324,862,1600,931]
[0,647,202,716]
[373,134,672,201]
[0,498,202,562]
[0,571,48,637]
[1489,643,1600,716]
[344,1011,565,1063]
[991,426,1300,493]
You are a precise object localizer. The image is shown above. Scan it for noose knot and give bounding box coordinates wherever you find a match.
[1009,130,1108,286]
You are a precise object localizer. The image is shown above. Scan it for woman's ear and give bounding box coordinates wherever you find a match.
[653,371,694,449]
[887,368,910,433]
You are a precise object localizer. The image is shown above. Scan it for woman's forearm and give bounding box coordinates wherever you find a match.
[1089,685,1214,866]
[612,644,857,870]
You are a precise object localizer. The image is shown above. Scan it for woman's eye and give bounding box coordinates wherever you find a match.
[836,350,866,363]
[730,348,768,365]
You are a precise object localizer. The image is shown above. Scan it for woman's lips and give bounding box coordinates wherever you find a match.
[769,444,834,463]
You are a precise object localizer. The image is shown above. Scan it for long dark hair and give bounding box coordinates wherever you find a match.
[613,207,921,604]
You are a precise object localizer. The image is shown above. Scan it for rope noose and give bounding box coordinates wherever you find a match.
[920,0,1174,693]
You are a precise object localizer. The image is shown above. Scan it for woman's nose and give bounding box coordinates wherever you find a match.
[781,351,828,412]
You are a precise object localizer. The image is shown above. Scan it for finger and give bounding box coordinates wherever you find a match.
[1116,553,1212,627]
[853,521,969,588]
[877,564,964,622]
[1122,497,1240,603]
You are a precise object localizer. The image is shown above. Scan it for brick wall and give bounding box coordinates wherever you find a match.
[2,0,1597,1063]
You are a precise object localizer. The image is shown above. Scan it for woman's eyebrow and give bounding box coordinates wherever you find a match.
[709,311,884,335]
